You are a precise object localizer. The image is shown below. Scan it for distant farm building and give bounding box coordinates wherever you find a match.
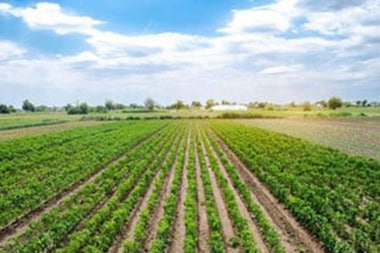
[211,105,248,111]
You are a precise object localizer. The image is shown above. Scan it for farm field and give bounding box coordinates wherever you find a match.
[0,120,379,253]
[0,120,110,142]
[238,118,380,161]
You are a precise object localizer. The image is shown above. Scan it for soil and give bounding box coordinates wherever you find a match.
[194,144,210,253]
[199,138,239,253]
[204,136,270,253]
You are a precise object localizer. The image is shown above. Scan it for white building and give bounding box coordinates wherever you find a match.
[210,105,248,111]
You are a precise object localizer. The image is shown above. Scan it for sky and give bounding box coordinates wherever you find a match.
[0,0,379,106]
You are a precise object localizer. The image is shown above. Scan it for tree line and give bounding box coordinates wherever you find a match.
[0,97,379,114]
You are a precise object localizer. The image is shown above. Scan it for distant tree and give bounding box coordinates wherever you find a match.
[144,98,155,111]
[35,105,49,112]
[343,101,352,107]
[356,100,361,107]
[8,105,16,113]
[258,102,267,109]
[95,105,108,113]
[302,101,312,111]
[205,99,215,109]
[288,101,296,108]
[0,104,10,114]
[79,103,89,114]
[114,103,126,110]
[327,96,343,110]
[221,100,230,105]
[362,99,368,107]
[191,101,202,109]
[172,100,186,110]
[22,99,35,112]
[65,103,89,114]
[105,100,115,110]
[315,100,327,108]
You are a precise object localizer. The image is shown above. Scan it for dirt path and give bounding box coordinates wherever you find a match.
[209,128,324,253]
[194,143,210,253]
[168,132,191,253]
[199,138,239,253]
[204,136,270,253]
[142,134,188,251]
[0,126,166,246]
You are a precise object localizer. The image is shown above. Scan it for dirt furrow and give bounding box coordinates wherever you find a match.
[0,125,167,245]
[168,132,191,253]
[210,128,324,253]
[194,144,210,253]
[110,132,185,253]
[108,167,162,253]
[204,136,270,253]
[199,138,239,253]
[142,141,184,251]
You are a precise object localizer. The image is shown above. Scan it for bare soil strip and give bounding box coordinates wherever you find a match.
[142,134,188,251]
[168,132,191,253]
[194,144,210,253]
[0,125,167,245]
[204,136,270,253]
[199,138,239,253]
[209,128,324,253]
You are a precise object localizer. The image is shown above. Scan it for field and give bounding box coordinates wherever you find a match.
[239,118,380,161]
[0,120,379,253]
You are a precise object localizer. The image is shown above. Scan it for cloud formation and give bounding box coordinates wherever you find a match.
[0,0,379,105]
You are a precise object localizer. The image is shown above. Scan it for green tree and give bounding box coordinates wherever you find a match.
[22,99,35,112]
[144,98,155,111]
[173,100,186,110]
[191,101,202,109]
[327,96,343,110]
[302,101,312,111]
[0,104,10,114]
[105,100,115,110]
[205,99,215,109]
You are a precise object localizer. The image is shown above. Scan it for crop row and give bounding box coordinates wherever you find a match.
[199,126,258,253]
[149,126,190,253]
[122,124,187,252]
[202,123,285,253]
[0,121,179,252]
[0,121,167,228]
[210,120,380,252]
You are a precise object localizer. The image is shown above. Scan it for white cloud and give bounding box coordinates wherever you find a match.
[261,65,302,74]
[0,41,25,60]
[0,0,379,105]
[0,2,102,35]
[218,0,301,34]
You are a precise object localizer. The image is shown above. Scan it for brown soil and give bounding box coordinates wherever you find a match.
[109,167,162,253]
[199,138,239,253]
[142,136,187,251]
[204,136,269,253]
[210,128,324,253]
[110,132,185,253]
[0,125,167,247]
[194,144,210,253]
[168,133,191,253]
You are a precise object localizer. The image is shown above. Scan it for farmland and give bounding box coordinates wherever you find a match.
[0,120,379,252]
[238,118,380,161]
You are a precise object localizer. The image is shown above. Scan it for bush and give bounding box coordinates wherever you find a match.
[327,97,343,110]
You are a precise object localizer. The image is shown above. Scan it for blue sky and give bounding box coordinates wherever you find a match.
[0,0,379,106]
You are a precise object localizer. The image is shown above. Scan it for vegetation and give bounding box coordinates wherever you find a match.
[0,119,379,253]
